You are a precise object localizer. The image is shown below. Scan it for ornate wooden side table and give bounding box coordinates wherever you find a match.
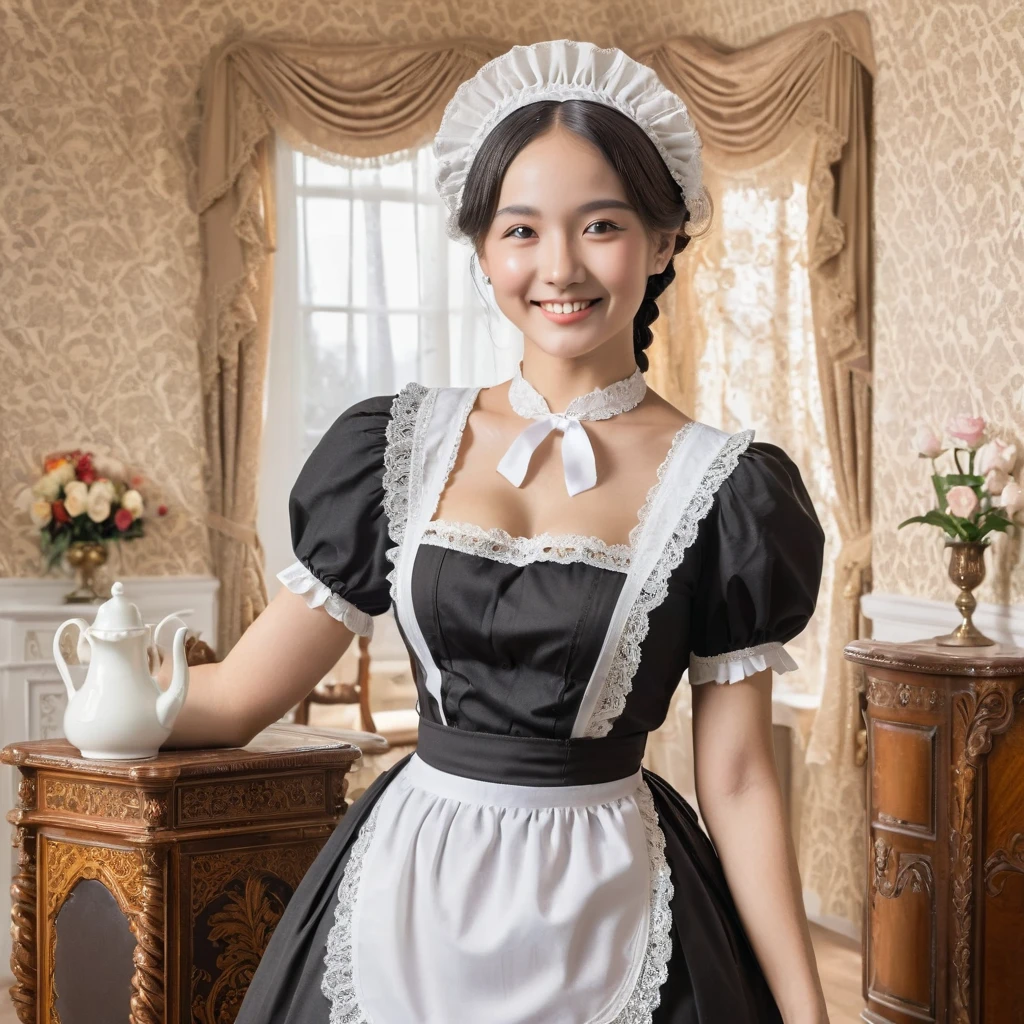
[3,723,371,1023]
[845,639,1024,1024]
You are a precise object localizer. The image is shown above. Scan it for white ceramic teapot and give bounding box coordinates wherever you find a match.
[53,581,190,759]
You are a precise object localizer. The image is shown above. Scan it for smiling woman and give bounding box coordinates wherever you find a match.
[174,38,831,1024]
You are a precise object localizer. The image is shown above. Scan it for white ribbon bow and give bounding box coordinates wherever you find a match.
[496,414,597,497]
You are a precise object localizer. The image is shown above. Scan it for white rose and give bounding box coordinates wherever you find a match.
[999,480,1024,517]
[31,473,61,501]
[89,479,116,503]
[912,425,944,459]
[120,489,144,518]
[52,461,76,485]
[86,488,112,524]
[976,439,1017,476]
[30,498,53,527]
[984,467,1009,497]
[64,480,89,517]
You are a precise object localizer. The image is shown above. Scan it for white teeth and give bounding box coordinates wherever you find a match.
[540,300,594,313]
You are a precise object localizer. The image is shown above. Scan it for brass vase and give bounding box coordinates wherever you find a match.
[64,541,109,603]
[933,540,996,647]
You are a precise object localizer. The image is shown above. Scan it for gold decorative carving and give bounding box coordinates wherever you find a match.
[141,792,169,828]
[179,773,325,823]
[18,773,37,810]
[950,681,1019,1024]
[871,836,934,901]
[9,826,37,1024]
[984,833,1024,897]
[188,843,322,919]
[867,676,945,710]
[191,874,288,1024]
[128,848,165,1024]
[43,777,142,819]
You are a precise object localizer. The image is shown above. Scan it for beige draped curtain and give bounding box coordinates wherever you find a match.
[196,14,874,930]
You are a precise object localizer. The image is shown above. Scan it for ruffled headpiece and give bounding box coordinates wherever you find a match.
[433,39,711,244]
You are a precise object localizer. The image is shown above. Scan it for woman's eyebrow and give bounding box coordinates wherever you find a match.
[494,198,635,217]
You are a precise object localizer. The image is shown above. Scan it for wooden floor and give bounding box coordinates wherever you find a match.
[1,927,863,1023]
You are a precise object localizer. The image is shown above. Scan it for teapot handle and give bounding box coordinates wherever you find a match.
[53,619,90,702]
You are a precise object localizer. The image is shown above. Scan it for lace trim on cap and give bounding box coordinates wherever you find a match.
[320,798,382,1024]
[584,428,755,738]
[420,519,632,573]
[382,382,434,605]
[689,640,799,685]
[609,779,675,1024]
[277,561,374,638]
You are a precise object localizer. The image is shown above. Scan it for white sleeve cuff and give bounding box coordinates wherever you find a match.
[688,640,797,685]
[277,561,375,638]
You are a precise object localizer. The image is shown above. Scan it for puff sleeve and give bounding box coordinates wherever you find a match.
[276,394,396,638]
[687,441,825,685]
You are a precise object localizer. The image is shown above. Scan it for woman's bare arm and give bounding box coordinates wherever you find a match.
[157,588,358,749]
[691,670,829,1024]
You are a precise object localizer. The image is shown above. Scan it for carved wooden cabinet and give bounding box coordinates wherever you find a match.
[2,723,361,1023]
[845,639,1024,1024]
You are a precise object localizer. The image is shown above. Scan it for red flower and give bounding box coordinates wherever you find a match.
[157,504,168,517]
[79,468,96,484]
[52,501,71,524]
[114,508,133,531]
[75,453,93,474]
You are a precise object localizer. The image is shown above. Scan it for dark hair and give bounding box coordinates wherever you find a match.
[458,100,694,372]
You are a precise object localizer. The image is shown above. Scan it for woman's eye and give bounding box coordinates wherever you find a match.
[586,221,622,235]
[505,225,536,239]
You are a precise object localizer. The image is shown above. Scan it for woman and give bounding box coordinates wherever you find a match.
[166,39,830,1024]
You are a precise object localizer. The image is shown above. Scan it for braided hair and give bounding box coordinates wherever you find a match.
[632,228,690,373]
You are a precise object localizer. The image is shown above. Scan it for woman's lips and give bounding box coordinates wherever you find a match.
[531,299,602,324]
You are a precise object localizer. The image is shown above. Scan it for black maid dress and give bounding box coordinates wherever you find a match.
[236,381,825,1024]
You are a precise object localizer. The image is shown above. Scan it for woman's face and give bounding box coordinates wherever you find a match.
[477,124,676,363]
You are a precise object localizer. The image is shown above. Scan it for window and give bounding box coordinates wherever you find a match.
[260,140,523,591]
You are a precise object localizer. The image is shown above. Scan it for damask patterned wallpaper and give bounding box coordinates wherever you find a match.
[2,0,1021,605]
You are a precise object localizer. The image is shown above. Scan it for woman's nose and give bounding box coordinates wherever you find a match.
[541,234,586,289]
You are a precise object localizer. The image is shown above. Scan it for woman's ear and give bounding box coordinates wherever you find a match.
[476,249,490,280]
[649,230,676,276]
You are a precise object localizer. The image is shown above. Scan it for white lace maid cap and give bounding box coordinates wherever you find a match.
[433,38,712,244]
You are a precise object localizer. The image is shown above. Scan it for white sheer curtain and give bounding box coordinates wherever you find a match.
[259,138,523,600]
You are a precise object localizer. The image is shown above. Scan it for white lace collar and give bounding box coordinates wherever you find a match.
[496,364,647,497]
[507,362,647,421]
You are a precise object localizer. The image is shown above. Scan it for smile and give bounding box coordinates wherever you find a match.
[531,298,602,323]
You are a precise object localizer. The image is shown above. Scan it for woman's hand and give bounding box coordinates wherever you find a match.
[159,587,358,750]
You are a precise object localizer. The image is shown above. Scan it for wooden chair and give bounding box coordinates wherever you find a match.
[293,634,419,747]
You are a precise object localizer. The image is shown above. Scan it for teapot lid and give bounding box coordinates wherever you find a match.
[90,581,148,638]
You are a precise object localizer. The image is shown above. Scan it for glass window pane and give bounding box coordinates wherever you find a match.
[304,311,361,442]
[303,198,351,307]
[381,202,418,308]
[304,160,351,187]
[351,201,367,308]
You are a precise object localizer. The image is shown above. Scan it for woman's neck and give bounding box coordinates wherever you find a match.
[517,350,640,414]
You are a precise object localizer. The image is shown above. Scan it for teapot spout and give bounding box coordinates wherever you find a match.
[155,626,190,730]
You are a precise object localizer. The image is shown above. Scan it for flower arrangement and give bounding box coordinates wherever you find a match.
[29,449,168,570]
[899,413,1022,544]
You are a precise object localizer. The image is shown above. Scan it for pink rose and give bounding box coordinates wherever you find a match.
[946,485,979,519]
[945,413,986,449]
[912,425,944,458]
[976,438,1017,475]
[114,508,134,532]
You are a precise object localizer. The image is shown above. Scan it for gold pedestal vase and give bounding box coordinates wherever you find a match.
[64,542,109,603]
[933,539,996,647]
